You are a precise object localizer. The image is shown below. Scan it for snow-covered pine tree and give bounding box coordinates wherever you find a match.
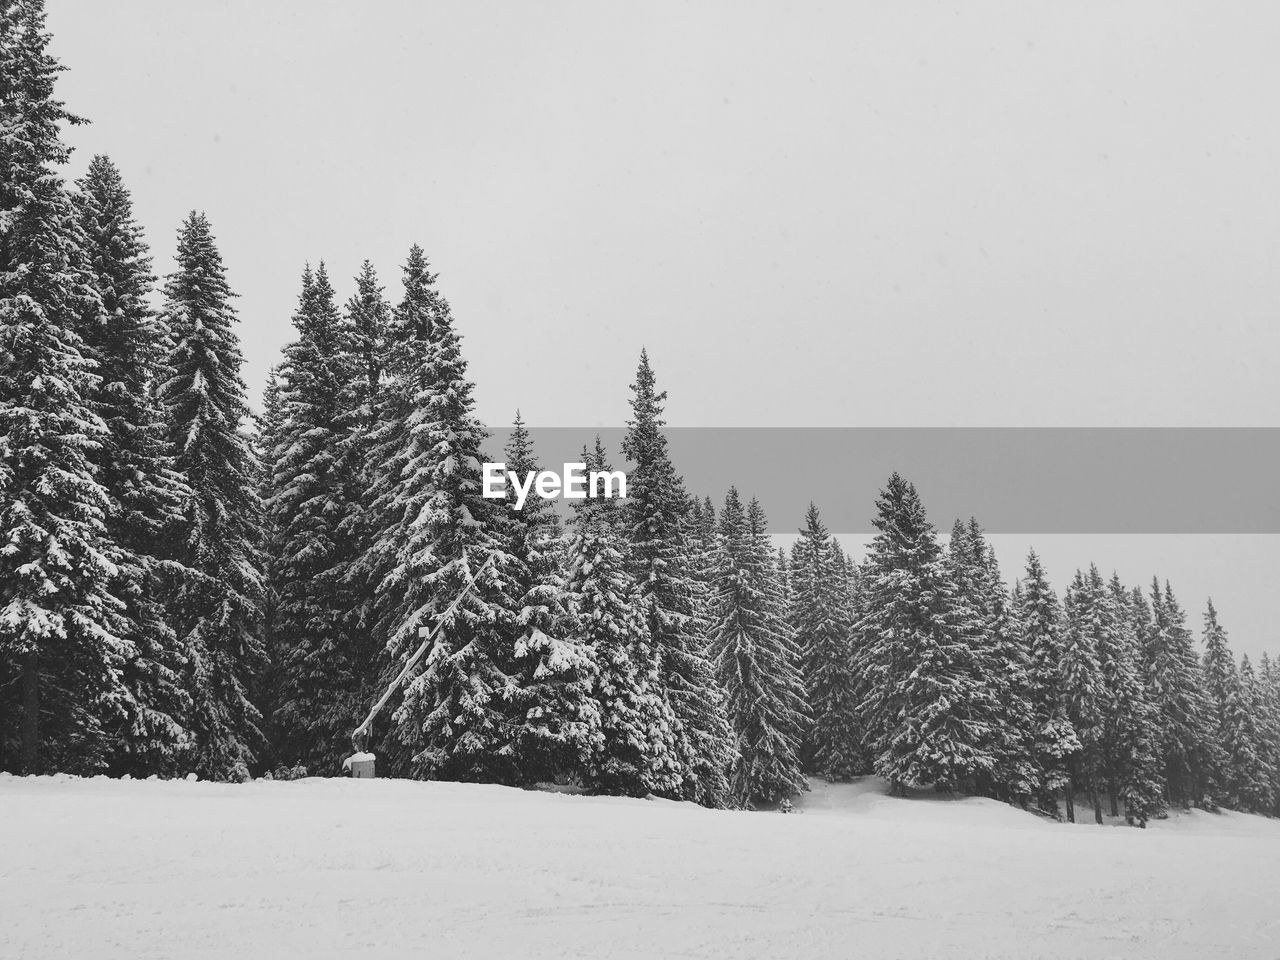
[73,154,193,776]
[353,248,435,659]
[156,212,266,781]
[776,546,790,606]
[1145,579,1220,808]
[0,1,132,774]
[363,251,523,783]
[1257,653,1280,816]
[501,413,598,785]
[621,349,736,807]
[267,263,365,773]
[1059,568,1110,823]
[683,494,720,684]
[564,438,679,797]
[946,519,1037,804]
[1237,654,1276,814]
[708,490,808,806]
[327,260,391,739]
[253,365,286,770]
[343,261,389,420]
[789,503,860,780]
[1102,573,1164,826]
[852,474,996,794]
[1014,550,1081,817]
[1201,601,1267,811]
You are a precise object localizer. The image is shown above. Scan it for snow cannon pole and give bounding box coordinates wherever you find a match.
[345,553,496,778]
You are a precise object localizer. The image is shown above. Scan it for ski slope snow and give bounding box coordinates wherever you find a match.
[3,773,1277,959]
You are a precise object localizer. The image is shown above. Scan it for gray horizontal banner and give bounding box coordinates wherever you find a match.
[499,428,1280,534]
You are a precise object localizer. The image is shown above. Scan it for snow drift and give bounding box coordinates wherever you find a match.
[3,773,1277,959]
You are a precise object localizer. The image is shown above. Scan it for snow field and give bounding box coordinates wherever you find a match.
[3,773,1278,959]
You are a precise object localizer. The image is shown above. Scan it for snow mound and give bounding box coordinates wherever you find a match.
[3,773,1278,959]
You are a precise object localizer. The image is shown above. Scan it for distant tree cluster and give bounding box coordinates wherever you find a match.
[4,1,1279,825]
[803,476,1280,826]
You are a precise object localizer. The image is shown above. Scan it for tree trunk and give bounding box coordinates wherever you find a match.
[1109,787,1119,818]
[1064,787,1075,823]
[1092,786,1104,824]
[20,650,39,774]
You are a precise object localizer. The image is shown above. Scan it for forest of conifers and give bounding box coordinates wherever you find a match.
[4,1,1279,827]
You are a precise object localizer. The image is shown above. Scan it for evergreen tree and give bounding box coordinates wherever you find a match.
[1238,654,1276,814]
[267,263,365,773]
[789,503,860,780]
[1102,573,1164,826]
[563,439,678,797]
[709,490,808,805]
[501,413,597,784]
[621,349,735,807]
[156,212,266,781]
[361,249,522,782]
[253,365,286,770]
[0,2,131,774]
[1256,653,1280,815]
[1145,579,1219,808]
[946,520,1037,804]
[1059,569,1109,822]
[1014,551,1080,817]
[73,154,193,776]
[353,247,437,665]
[328,260,391,740]
[1201,601,1267,811]
[852,474,996,794]
[776,547,790,605]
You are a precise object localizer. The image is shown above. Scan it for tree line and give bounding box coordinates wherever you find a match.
[4,1,1279,825]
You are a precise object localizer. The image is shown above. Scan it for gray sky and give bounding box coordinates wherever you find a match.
[46,1,1280,659]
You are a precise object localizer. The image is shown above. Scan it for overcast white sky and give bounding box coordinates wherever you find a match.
[46,1,1280,658]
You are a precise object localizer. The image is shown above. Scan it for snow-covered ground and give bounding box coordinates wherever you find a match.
[4,773,1278,959]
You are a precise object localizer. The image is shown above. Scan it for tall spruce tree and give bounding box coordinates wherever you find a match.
[156,212,266,781]
[328,260,390,737]
[1014,551,1081,816]
[709,490,808,805]
[501,413,597,784]
[73,154,193,775]
[353,247,436,670]
[1237,654,1276,814]
[789,503,860,780]
[563,439,679,797]
[1256,653,1280,815]
[267,263,364,773]
[253,365,286,769]
[946,520,1037,804]
[621,349,735,807]
[1145,579,1219,808]
[360,249,523,782]
[1102,573,1164,825]
[0,1,133,774]
[1059,569,1108,822]
[1201,601,1266,811]
[851,474,996,794]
